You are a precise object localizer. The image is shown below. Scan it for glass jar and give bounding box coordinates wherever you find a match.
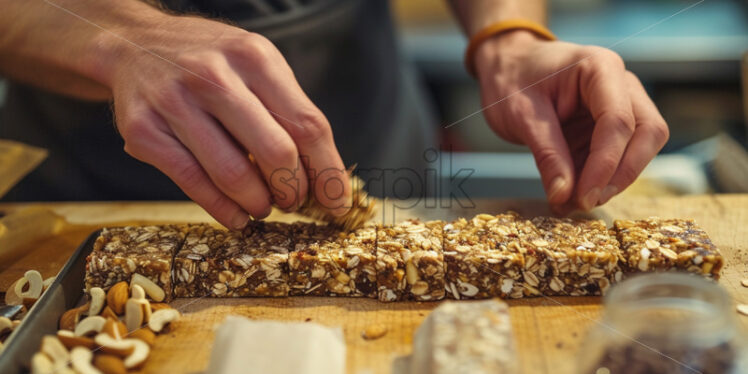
[578,273,747,374]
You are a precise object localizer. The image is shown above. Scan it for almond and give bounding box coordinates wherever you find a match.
[101,306,118,320]
[107,282,129,315]
[129,328,156,346]
[22,297,37,310]
[93,354,127,374]
[148,303,172,312]
[59,303,89,331]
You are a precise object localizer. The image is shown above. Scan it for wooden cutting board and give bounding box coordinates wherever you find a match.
[0,195,746,374]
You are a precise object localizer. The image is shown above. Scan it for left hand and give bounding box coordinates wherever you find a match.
[473,30,669,213]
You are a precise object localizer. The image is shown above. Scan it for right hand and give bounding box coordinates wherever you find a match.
[103,13,351,229]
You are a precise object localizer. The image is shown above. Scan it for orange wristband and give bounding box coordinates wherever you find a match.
[464,19,557,77]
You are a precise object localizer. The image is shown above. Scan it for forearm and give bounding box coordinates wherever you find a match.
[448,0,547,37]
[0,0,164,100]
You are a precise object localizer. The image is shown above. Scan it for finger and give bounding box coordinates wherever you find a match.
[575,50,635,211]
[515,96,576,205]
[181,55,309,212]
[231,39,351,216]
[119,108,252,230]
[598,72,669,205]
[147,87,273,219]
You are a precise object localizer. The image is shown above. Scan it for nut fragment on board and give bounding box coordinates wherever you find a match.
[741,279,748,288]
[361,324,388,340]
[737,304,748,317]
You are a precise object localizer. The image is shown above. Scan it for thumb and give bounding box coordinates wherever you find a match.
[520,99,575,206]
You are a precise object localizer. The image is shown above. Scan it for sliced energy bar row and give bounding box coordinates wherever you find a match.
[84,215,723,301]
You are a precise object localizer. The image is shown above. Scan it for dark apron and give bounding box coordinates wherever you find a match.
[0,0,437,201]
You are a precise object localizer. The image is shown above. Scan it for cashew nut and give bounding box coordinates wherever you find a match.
[40,335,70,371]
[148,308,180,333]
[42,276,55,291]
[125,298,146,332]
[74,316,107,337]
[70,346,103,374]
[130,273,165,302]
[123,338,150,369]
[4,278,23,305]
[88,287,106,316]
[126,284,151,330]
[30,352,54,374]
[94,333,135,357]
[14,270,43,300]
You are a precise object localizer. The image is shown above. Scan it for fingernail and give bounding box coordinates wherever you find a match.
[599,185,619,205]
[547,176,567,202]
[581,187,601,211]
[231,211,251,230]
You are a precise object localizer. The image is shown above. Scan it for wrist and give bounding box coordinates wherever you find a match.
[473,29,546,78]
[85,3,170,88]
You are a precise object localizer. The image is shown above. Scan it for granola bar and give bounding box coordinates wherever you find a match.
[84,225,188,300]
[529,217,623,296]
[173,222,294,297]
[614,218,723,279]
[410,300,518,374]
[376,220,446,302]
[289,223,377,297]
[443,214,528,300]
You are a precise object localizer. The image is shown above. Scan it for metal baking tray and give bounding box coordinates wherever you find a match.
[0,229,99,373]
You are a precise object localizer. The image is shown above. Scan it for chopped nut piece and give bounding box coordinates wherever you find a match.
[614,218,723,279]
[741,279,748,288]
[361,324,388,340]
[376,220,446,302]
[737,304,748,317]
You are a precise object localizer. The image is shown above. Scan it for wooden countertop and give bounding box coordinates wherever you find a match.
[1,195,746,374]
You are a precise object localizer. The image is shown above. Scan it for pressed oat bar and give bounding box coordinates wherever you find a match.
[614,218,723,279]
[173,222,294,297]
[84,225,188,300]
[529,217,623,296]
[410,300,518,374]
[289,223,377,297]
[376,220,446,302]
[443,214,528,300]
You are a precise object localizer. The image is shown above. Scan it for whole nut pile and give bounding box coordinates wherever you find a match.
[27,273,180,374]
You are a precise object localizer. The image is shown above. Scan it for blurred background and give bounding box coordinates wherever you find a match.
[392,0,748,200]
[0,0,746,202]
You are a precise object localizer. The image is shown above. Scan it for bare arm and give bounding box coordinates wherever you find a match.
[0,0,351,228]
[448,0,668,213]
